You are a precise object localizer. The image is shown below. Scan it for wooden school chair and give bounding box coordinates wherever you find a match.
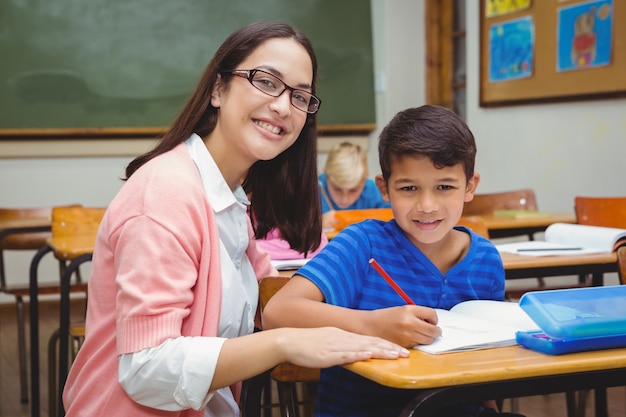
[29,205,106,417]
[574,196,626,229]
[574,195,626,286]
[457,215,489,238]
[0,206,87,405]
[260,276,319,417]
[463,188,539,239]
[333,208,394,232]
[463,188,552,297]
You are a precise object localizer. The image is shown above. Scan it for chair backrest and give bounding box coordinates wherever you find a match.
[258,277,320,383]
[463,188,538,216]
[0,207,52,251]
[259,276,291,312]
[49,206,107,261]
[457,215,489,238]
[574,196,626,229]
[333,208,394,231]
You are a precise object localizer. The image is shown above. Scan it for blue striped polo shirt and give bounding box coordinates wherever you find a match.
[296,219,505,417]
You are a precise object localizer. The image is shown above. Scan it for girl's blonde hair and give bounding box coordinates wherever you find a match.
[324,141,368,189]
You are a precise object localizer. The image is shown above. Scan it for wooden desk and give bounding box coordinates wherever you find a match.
[482,212,576,239]
[344,346,626,417]
[0,217,51,240]
[501,251,617,285]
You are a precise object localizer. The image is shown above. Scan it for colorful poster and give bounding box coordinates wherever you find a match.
[557,0,613,72]
[489,16,534,83]
[485,0,532,18]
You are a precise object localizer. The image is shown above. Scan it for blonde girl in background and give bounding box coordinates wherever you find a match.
[319,141,391,229]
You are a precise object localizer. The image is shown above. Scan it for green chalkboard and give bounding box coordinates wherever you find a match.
[0,1,375,134]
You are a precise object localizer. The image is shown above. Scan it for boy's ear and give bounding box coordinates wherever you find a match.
[375,174,390,202]
[210,74,223,108]
[464,172,480,203]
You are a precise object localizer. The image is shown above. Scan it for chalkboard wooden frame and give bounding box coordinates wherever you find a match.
[0,1,376,138]
[479,0,626,107]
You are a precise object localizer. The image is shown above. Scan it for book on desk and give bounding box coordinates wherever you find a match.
[270,258,309,271]
[496,223,626,256]
[414,300,539,354]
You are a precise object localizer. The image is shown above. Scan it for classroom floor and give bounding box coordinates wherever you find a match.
[1,297,624,417]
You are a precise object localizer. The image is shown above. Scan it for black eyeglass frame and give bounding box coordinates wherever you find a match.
[225,69,321,114]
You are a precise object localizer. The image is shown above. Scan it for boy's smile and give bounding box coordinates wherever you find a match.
[376,155,479,253]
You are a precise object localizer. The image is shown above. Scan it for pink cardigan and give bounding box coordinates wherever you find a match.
[64,144,276,417]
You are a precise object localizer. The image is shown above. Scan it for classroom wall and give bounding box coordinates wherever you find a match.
[464,0,626,212]
[1,0,625,296]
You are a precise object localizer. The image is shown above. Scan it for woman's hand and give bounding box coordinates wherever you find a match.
[277,327,410,368]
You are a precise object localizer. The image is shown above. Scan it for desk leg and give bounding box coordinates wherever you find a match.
[594,388,607,417]
[29,245,53,417]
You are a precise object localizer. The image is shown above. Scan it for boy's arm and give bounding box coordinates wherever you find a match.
[262,275,441,348]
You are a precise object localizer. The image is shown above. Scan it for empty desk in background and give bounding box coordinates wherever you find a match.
[325,211,577,241]
[344,345,626,417]
[482,212,577,239]
[501,251,617,286]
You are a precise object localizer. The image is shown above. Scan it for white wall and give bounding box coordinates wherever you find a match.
[368,0,425,175]
[1,0,625,297]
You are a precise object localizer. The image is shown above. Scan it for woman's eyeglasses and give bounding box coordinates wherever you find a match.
[226,69,321,114]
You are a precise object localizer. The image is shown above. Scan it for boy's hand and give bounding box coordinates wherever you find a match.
[322,210,338,229]
[368,305,442,348]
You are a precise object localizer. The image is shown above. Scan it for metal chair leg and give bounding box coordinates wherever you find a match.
[29,244,54,417]
[15,295,29,404]
[276,381,300,417]
[48,329,60,417]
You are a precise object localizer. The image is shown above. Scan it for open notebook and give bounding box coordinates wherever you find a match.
[415,300,539,354]
[270,258,309,271]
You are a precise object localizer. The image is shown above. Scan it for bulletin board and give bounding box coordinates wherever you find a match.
[0,0,376,138]
[479,0,626,107]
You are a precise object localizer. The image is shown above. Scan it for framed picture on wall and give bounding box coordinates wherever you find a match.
[479,0,626,107]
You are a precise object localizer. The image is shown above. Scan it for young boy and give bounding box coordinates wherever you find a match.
[319,141,391,229]
[264,105,520,417]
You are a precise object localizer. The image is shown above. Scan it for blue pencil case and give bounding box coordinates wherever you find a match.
[515,286,626,355]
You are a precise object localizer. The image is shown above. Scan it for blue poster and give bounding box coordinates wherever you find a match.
[557,0,613,72]
[489,16,534,83]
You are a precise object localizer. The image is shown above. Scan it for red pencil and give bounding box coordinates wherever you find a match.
[368,258,416,305]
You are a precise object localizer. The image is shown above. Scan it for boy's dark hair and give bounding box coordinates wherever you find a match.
[124,22,322,254]
[378,105,476,182]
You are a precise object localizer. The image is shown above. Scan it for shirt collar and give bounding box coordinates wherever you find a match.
[185,133,249,212]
